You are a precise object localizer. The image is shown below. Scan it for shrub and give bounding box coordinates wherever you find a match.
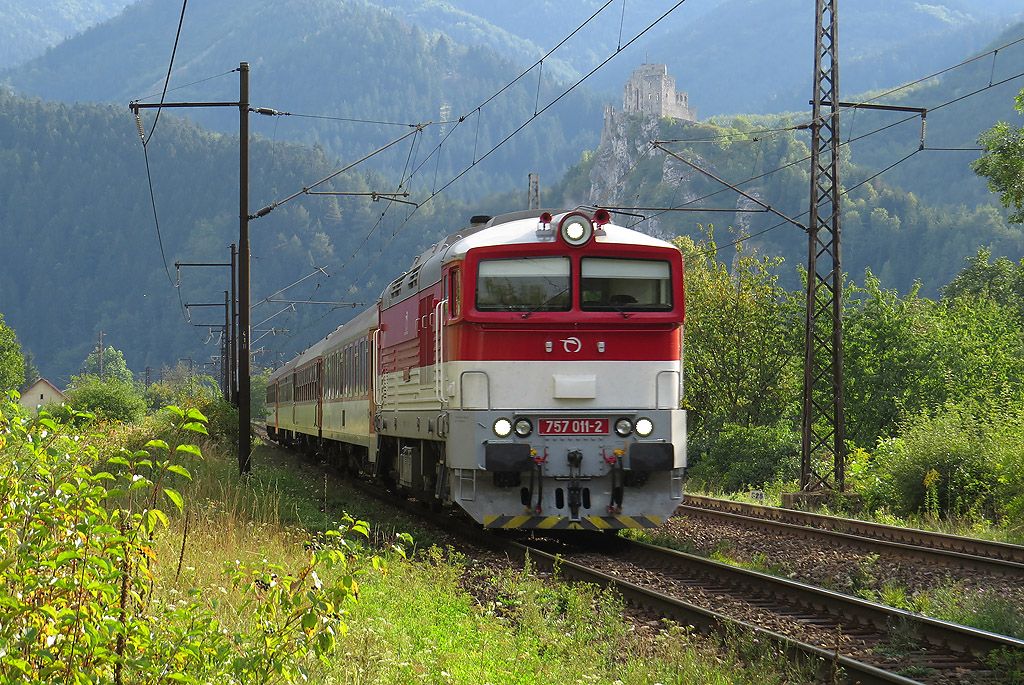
[858,405,1007,519]
[0,395,389,683]
[65,374,147,423]
[687,421,800,492]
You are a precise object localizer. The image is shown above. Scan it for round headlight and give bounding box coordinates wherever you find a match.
[614,418,633,437]
[514,418,533,437]
[493,418,513,437]
[558,213,594,247]
[635,417,654,437]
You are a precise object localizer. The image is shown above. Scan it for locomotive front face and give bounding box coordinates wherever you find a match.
[427,211,688,530]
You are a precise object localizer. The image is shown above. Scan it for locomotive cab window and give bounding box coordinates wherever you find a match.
[580,258,672,311]
[448,267,461,318]
[476,257,570,312]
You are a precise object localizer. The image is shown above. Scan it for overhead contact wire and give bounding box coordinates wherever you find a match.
[145,0,189,144]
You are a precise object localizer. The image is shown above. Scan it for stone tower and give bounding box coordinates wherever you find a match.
[622,64,696,121]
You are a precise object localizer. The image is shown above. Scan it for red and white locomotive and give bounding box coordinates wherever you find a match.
[265,208,687,530]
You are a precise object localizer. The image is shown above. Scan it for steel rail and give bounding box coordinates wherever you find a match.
[677,502,1024,577]
[682,494,1024,564]
[524,534,1023,684]
[508,538,920,685]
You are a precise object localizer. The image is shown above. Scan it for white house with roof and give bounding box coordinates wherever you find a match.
[19,378,67,412]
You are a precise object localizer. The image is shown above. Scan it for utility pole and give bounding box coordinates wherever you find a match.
[97,330,105,380]
[238,62,252,475]
[174,244,237,406]
[528,173,540,210]
[131,62,255,477]
[224,290,230,399]
[230,243,237,407]
[801,0,845,494]
[144,366,153,386]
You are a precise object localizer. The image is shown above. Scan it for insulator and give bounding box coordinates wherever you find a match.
[135,112,145,142]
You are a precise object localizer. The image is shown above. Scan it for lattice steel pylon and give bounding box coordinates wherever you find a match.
[801,0,846,492]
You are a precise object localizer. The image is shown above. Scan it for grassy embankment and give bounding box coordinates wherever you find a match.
[0,398,819,684]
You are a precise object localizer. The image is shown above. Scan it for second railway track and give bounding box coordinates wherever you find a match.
[678,494,1024,576]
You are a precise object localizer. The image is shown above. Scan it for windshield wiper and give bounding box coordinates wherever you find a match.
[607,301,630,319]
[521,286,570,319]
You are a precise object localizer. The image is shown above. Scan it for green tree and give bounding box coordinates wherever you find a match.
[844,270,1024,446]
[674,229,800,434]
[81,344,134,384]
[842,272,933,445]
[0,313,25,393]
[972,88,1024,223]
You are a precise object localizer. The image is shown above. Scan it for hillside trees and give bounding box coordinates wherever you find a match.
[844,268,1024,441]
[677,231,1024,523]
[675,229,800,431]
[942,247,1024,311]
[841,274,933,446]
[0,90,474,382]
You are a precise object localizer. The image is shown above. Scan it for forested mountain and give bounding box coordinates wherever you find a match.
[3,0,1024,383]
[4,0,1020,200]
[0,0,130,69]
[0,90,468,384]
[0,0,604,199]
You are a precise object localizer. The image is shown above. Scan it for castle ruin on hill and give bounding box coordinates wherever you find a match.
[588,64,698,211]
[621,63,696,121]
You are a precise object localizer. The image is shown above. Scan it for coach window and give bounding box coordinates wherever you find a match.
[580,258,672,311]
[359,340,368,394]
[476,257,570,312]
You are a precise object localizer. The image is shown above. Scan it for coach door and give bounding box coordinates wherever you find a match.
[316,358,323,437]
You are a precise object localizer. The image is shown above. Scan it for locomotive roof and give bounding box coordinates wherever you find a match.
[380,209,676,308]
[269,210,679,382]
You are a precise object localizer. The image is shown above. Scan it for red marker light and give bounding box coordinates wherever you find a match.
[539,212,553,225]
[593,208,611,226]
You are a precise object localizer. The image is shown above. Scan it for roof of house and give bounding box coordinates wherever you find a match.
[23,377,67,398]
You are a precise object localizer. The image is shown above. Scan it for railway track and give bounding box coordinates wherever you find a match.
[334,472,1022,684]
[519,534,1024,685]
[679,494,1024,576]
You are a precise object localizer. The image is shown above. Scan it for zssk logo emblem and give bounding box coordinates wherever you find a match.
[561,336,582,353]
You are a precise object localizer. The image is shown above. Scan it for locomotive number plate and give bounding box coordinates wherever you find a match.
[538,418,609,435]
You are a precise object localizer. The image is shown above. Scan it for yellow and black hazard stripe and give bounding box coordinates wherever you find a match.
[482,514,662,530]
